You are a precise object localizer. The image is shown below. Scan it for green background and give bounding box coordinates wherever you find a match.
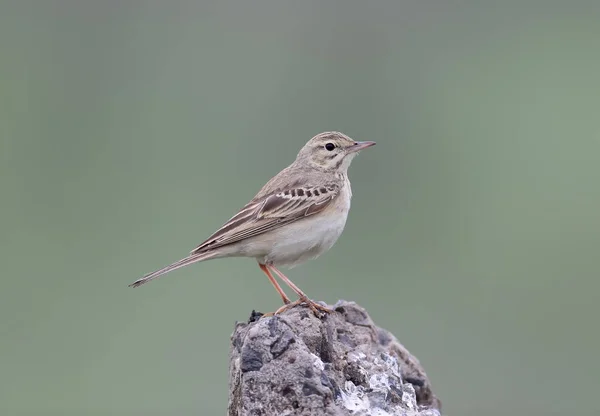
[2,1,599,415]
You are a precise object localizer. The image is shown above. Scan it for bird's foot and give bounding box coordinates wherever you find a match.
[274,296,333,317]
[259,297,293,318]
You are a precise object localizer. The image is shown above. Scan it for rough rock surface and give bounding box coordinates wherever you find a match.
[228,300,441,416]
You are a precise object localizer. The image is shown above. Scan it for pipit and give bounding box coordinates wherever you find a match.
[129,132,376,316]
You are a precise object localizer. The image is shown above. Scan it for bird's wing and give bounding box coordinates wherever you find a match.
[190,184,340,254]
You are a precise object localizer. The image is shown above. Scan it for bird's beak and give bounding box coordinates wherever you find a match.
[348,141,376,153]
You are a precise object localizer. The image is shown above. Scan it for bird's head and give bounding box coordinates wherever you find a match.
[296,131,376,172]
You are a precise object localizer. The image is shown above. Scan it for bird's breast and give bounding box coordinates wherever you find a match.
[264,208,349,267]
[241,180,353,267]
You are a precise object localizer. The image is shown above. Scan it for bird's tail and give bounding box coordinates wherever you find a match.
[128,252,217,288]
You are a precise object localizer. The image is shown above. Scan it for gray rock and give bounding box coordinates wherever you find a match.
[229,300,441,416]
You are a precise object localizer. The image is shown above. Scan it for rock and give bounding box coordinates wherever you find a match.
[228,300,441,416]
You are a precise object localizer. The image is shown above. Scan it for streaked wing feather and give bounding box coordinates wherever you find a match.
[190,184,339,254]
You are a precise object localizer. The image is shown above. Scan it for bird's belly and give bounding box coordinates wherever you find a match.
[259,211,348,267]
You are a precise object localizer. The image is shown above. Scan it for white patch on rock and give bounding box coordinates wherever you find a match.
[339,352,441,416]
[341,381,371,413]
[402,383,418,410]
[347,351,367,363]
[369,373,390,393]
[309,353,324,371]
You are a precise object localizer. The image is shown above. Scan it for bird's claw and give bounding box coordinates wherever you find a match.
[273,296,333,317]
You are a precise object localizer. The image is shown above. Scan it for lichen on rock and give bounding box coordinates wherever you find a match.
[228,300,441,416]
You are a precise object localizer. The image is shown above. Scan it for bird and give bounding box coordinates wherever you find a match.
[129,131,376,316]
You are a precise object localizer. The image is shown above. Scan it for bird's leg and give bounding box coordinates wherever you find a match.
[269,265,333,316]
[259,263,292,305]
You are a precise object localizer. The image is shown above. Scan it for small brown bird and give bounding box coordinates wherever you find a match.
[129,132,375,315]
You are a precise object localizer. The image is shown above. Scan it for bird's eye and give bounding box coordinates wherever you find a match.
[325,143,335,151]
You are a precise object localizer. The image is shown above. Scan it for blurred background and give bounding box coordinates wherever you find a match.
[2,1,599,415]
